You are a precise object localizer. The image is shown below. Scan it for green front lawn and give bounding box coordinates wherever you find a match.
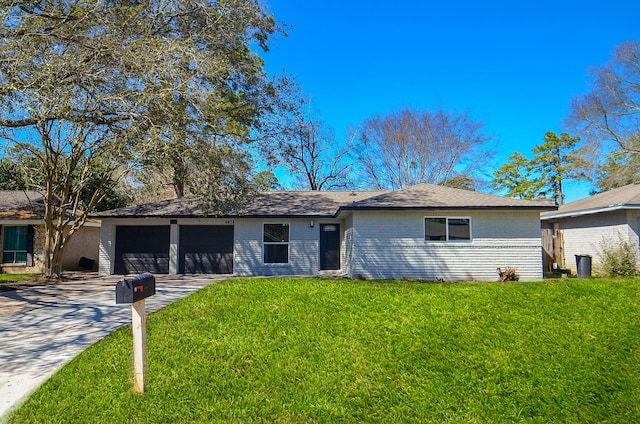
[0,273,42,292]
[9,277,640,423]
[0,273,39,282]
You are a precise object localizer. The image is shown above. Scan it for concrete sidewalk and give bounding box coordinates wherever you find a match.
[0,274,225,420]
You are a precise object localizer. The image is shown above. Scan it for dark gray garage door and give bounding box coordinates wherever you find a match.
[114,226,170,274]
[179,225,233,274]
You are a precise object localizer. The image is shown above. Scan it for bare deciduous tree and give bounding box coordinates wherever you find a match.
[263,92,356,191]
[593,149,640,192]
[568,40,640,154]
[354,107,494,190]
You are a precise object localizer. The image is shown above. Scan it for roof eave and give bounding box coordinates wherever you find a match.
[96,213,338,219]
[339,205,557,212]
[96,205,556,219]
[541,204,640,220]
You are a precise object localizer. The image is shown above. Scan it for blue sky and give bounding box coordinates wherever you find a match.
[260,1,640,201]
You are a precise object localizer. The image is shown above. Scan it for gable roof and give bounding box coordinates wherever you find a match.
[93,184,555,219]
[92,190,387,218]
[340,183,555,210]
[0,191,45,219]
[541,183,640,220]
[247,190,387,216]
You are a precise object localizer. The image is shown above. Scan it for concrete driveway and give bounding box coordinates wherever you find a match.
[0,273,226,420]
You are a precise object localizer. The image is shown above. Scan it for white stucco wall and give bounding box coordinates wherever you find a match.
[64,225,100,270]
[348,210,545,281]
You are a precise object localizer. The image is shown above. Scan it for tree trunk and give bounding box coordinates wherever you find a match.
[41,184,72,278]
[172,154,188,198]
[48,237,66,278]
[43,218,67,278]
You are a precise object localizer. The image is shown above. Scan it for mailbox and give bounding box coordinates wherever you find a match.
[115,273,156,304]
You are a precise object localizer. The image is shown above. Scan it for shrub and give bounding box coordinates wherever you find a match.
[497,267,520,281]
[598,234,639,277]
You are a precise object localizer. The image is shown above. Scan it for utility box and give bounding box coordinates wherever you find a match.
[115,273,156,304]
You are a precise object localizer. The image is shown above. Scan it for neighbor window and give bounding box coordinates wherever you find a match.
[2,226,28,264]
[263,223,289,263]
[425,217,471,241]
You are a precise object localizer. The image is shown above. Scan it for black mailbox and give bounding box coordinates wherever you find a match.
[115,273,156,304]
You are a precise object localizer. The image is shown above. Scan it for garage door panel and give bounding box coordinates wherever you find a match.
[114,226,170,274]
[119,253,170,275]
[182,253,233,274]
[179,226,233,274]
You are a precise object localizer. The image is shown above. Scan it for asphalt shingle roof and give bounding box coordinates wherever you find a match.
[93,183,555,219]
[341,183,555,210]
[92,190,387,218]
[541,183,640,219]
[0,191,45,219]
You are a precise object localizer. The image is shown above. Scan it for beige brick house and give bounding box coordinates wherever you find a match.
[0,191,100,274]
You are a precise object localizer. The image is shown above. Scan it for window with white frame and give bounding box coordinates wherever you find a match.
[2,226,28,264]
[425,217,471,241]
[263,223,289,263]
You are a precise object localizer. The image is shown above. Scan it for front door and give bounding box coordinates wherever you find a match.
[320,224,340,270]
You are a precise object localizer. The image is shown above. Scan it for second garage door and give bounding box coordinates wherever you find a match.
[179,225,233,274]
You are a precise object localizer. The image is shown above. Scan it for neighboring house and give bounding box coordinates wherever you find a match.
[541,183,640,275]
[93,184,554,281]
[0,191,101,274]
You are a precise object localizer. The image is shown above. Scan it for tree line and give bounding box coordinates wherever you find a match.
[0,1,638,275]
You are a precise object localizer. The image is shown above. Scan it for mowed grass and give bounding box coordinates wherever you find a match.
[9,277,640,423]
[0,273,42,292]
[0,273,39,283]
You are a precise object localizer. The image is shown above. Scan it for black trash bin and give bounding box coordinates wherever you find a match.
[575,254,592,277]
